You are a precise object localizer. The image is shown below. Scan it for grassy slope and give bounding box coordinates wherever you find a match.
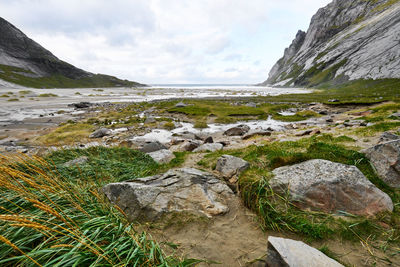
[0,147,192,266]
[0,64,144,88]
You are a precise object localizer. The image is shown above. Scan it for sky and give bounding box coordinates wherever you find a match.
[0,0,332,84]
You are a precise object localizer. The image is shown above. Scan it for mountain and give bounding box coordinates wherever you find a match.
[0,17,145,88]
[260,0,400,88]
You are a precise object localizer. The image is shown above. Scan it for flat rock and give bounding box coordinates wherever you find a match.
[216,155,250,179]
[270,159,393,216]
[63,156,89,167]
[89,128,112,138]
[224,124,250,136]
[266,236,343,267]
[379,132,400,144]
[193,143,223,152]
[362,140,400,188]
[102,168,233,222]
[147,149,175,164]
[175,102,188,108]
[242,130,272,140]
[139,141,167,153]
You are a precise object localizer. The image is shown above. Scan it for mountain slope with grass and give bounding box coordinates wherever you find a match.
[0,17,145,88]
[260,0,400,88]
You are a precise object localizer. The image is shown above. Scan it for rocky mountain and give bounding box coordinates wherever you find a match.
[0,17,145,88]
[261,0,400,88]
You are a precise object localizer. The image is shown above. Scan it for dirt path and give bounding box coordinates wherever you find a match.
[150,197,269,266]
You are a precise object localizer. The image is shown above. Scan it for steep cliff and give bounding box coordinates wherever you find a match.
[261,0,400,88]
[0,17,145,88]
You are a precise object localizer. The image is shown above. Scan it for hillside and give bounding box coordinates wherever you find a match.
[260,0,400,88]
[0,17,145,88]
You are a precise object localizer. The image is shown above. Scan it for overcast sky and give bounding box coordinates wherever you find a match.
[0,0,331,84]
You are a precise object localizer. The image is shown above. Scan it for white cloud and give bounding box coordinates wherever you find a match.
[0,0,332,84]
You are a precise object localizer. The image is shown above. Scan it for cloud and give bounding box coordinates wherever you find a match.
[0,0,332,84]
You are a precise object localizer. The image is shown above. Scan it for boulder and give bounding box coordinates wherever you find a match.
[362,140,400,188]
[266,236,343,267]
[182,140,202,152]
[216,155,250,179]
[270,159,393,216]
[139,141,167,153]
[204,136,214,143]
[193,143,223,152]
[224,124,250,136]
[102,168,233,222]
[379,132,400,144]
[89,128,112,138]
[147,149,175,164]
[68,102,92,109]
[242,130,272,140]
[175,102,188,108]
[63,156,88,167]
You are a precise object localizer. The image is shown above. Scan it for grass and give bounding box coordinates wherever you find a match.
[198,134,400,243]
[0,148,195,266]
[38,93,58,97]
[36,123,95,146]
[0,64,143,89]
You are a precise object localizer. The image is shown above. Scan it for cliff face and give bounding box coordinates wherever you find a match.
[262,0,400,87]
[0,17,144,88]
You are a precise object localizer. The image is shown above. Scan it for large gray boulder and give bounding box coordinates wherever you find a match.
[378,132,400,144]
[270,159,393,216]
[89,128,112,138]
[266,236,343,267]
[147,149,175,164]
[102,168,233,222]
[139,141,167,153]
[223,124,250,136]
[362,140,400,188]
[216,155,250,179]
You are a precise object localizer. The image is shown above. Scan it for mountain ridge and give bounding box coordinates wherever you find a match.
[0,17,145,88]
[260,0,400,88]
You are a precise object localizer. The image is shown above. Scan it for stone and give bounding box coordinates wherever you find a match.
[69,102,92,109]
[193,143,223,152]
[389,112,400,119]
[295,129,320,136]
[102,168,233,222]
[63,156,89,167]
[147,149,175,164]
[270,159,393,216]
[89,128,112,138]
[216,155,250,179]
[144,117,156,124]
[245,102,257,108]
[242,130,272,140]
[362,140,400,188]
[204,136,214,143]
[379,132,400,143]
[182,140,202,152]
[175,102,188,108]
[223,124,250,136]
[266,236,344,267]
[139,141,167,153]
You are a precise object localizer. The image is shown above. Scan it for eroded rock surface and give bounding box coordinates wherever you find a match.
[224,124,250,136]
[89,128,112,138]
[102,168,233,222]
[216,155,250,179]
[270,159,393,216]
[147,149,175,164]
[362,140,400,188]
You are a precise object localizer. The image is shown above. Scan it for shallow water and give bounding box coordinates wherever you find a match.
[0,85,311,123]
[133,117,289,143]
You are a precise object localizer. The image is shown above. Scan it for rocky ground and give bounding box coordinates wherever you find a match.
[2,98,400,266]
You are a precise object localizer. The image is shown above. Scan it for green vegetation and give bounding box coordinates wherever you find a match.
[7,98,19,102]
[36,123,95,145]
[0,64,143,89]
[38,93,58,97]
[198,134,400,244]
[0,148,193,266]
